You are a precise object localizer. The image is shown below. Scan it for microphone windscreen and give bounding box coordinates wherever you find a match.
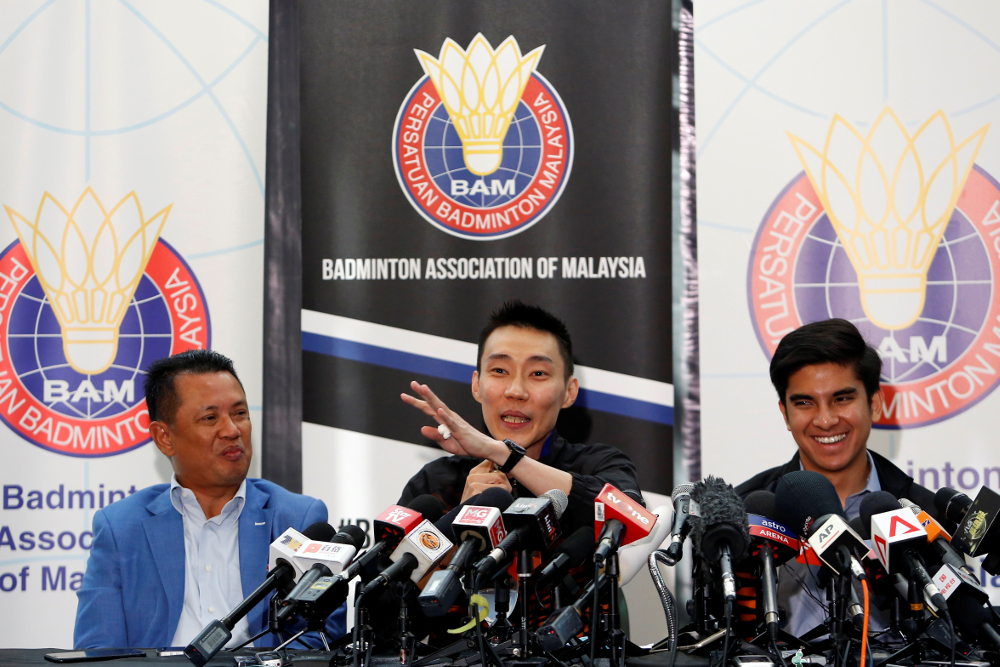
[743,490,776,518]
[859,491,902,527]
[541,489,569,519]
[405,494,446,524]
[848,516,869,540]
[302,522,337,542]
[434,487,515,541]
[691,476,750,561]
[934,487,972,523]
[552,525,596,566]
[774,470,842,537]
[333,524,368,548]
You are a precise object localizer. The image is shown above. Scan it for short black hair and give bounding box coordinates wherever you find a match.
[477,301,574,379]
[144,349,242,424]
[770,318,882,406]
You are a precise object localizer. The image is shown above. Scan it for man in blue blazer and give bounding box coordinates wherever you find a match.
[74,351,345,649]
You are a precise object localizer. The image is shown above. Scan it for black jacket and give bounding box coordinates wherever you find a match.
[398,431,644,535]
[734,449,944,523]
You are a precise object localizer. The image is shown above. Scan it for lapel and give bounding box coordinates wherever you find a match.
[143,488,185,638]
[239,480,274,636]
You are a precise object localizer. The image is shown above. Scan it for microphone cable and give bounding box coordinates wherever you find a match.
[471,571,492,667]
[648,550,679,667]
[590,560,600,667]
[860,578,869,667]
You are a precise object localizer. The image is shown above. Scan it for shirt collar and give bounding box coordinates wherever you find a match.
[539,431,555,459]
[170,474,247,523]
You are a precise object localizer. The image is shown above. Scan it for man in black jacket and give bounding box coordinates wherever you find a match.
[735,318,941,636]
[399,300,643,532]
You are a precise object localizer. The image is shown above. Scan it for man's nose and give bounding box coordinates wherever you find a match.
[504,375,528,399]
[813,403,837,428]
[219,415,241,437]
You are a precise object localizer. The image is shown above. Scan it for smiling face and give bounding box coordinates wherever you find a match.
[150,371,252,491]
[778,362,883,476]
[472,325,579,452]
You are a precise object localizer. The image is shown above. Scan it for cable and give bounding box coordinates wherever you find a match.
[945,613,956,667]
[860,579,869,667]
[648,551,679,667]
[591,560,600,667]
[472,573,490,667]
[717,599,732,667]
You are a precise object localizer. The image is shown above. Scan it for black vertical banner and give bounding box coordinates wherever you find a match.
[299,1,673,496]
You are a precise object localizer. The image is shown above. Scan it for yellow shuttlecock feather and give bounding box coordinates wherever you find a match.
[416,34,544,176]
[788,108,988,330]
[4,188,170,375]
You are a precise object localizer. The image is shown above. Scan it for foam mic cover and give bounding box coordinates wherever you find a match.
[935,487,973,524]
[690,477,750,562]
[434,487,515,541]
[849,516,869,540]
[774,470,843,537]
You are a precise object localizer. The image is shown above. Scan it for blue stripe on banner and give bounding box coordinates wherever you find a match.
[302,332,673,426]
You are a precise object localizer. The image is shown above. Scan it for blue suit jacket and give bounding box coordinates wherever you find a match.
[74,479,346,648]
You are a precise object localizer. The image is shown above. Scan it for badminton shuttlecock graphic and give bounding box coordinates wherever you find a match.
[416,34,544,176]
[789,108,988,330]
[4,189,170,375]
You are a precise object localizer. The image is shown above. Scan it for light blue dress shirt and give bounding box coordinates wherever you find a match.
[784,451,882,637]
[169,475,251,648]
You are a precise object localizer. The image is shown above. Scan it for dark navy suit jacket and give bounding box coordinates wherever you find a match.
[74,478,346,648]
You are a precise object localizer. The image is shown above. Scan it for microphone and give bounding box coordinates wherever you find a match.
[360,519,453,597]
[861,491,949,614]
[690,477,750,602]
[418,488,513,616]
[534,526,595,591]
[743,491,800,641]
[898,498,974,577]
[535,570,609,651]
[473,490,569,582]
[275,525,367,623]
[184,522,335,667]
[593,483,658,565]
[273,495,445,625]
[934,487,973,524]
[616,505,672,586]
[775,471,867,581]
[950,485,1000,574]
[663,483,698,564]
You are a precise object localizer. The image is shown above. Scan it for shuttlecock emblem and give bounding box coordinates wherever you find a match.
[415,34,544,176]
[4,189,170,374]
[789,108,988,330]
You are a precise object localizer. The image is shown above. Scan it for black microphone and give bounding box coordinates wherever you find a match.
[473,490,569,582]
[691,477,750,602]
[184,521,335,667]
[275,525,367,623]
[418,487,514,616]
[663,483,697,564]
[743,490,794,641]
[775,470,867,581]
[535,570,609,651]
[950,485,1000,574]
[934,487,973,524]
[534,526,595,590]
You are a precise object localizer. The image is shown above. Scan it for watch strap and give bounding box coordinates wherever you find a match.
[496,439,525,474]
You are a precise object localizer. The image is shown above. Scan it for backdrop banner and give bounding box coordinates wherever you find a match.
[0,0,270,647]
[696,1,1000,601]
[298,2,674,640]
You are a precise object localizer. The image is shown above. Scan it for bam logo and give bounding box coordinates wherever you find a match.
[0,189,210,456]
[393,34,573,240]
[749,109,1000,428]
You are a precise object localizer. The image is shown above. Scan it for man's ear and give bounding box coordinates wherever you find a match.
[871,387,885,422]
[471,370,483,404]
[149,421,174,457]
[562,377,579,409]
[778,399,791,431]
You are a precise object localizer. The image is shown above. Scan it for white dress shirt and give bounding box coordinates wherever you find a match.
[169,475,251,648]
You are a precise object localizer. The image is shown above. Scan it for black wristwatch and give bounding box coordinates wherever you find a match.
[496,439,526,474]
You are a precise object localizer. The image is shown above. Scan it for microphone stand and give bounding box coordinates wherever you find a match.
[517,549,534,654]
